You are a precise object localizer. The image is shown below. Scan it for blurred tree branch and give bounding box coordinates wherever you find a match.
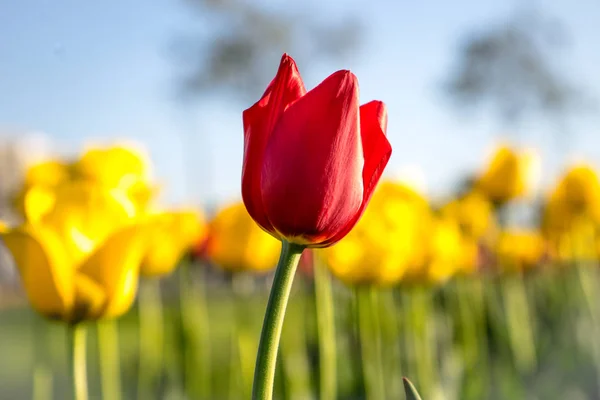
[172,0,362,102]
[443,11,594,126]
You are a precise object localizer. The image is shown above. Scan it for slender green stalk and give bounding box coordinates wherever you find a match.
[232,273,255,399]
[314,256,337,400]
[178,264,189,395]
[501,274,537,374]
[179,260,212,399]
[379,288,402,399]
[454,278,489,399]
[229,328,241,400]
[409,286,435,399]
[33,315,53,400]
[137,278,164,400]
[369,286,386,399]
[280,295,313,400]
[67,324,88,400]
[33,364,53,400]
[97,319,122,400]
[357,285,386,400]
[252,240,305,400]
[575,264,600,395]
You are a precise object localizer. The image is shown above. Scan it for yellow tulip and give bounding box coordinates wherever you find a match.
[476,145,538,204]
[441,189,497,240]
[72,145,156,212]
[496,230,546,273]
[206,202,280,273]
[403,216,476,285]
[324,181,431,286]
[25,159,72,188]
[543,165,600,232]
[13,159,73,219]
[140,210,207,277]
[2,182,146,323]
[541,165,600,262]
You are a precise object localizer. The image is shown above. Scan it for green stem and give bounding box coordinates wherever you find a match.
[232,273,255,399]
[178,260,212,399]
[229,328,241,400]
[357,286,386,400]
[178,264,189,395]
[575,264,600,395]
[454,278,489,399]
[379,288,402,399]
[137,279,164,400]
[97,319,122,400]
[251,240,305,400]
[501,274,537,375]
[67,324,88,400]
[410,287,435,399]
[33,315,53,400]
[280,292,313,400]
[314,256,337,400]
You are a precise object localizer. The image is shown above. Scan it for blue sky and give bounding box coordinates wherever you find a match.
[1,0,599,206]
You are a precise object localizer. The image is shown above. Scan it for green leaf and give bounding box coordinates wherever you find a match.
[403,377,423,400]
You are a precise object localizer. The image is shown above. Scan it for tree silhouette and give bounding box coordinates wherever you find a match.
[444,11,591,127]
[173,0,361,101]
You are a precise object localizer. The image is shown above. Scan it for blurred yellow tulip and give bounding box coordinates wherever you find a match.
[405,216,477,284]
[140,210,207,277]
[2,182,146,323]
[25,159,72,188]
[424,217,465,283]
[441,189,497,240]
[206,202,280,273]
[543,165,600,232]
[72,145,156,212]
[324,181,431,286]
[13,159,73,219]
[542,165,600,262]
[476,145,539,204]
[496,230,546,273]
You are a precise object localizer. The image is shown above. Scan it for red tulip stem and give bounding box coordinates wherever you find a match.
[252,240,305,400]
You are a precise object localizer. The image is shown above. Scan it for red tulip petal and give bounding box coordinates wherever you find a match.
[359,100,391,197]
[242,54,306,233]
[261,70,364,245]
[320,100,392,246]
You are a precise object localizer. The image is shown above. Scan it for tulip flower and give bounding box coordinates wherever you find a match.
[496,230,546,272]
[14,146,157,225]
[140,210,206,277]
[543,165,600,231]
[242,53,392,248]
[245,54,391,400]
[3,183,145,323]
[476,145,539,205]
[72,145,156,212]
[13,159,73,220]
[542,165,600,261]
[206,202,280,273]
[24,159,73,187]
[423,217,471,284]
[441,189,497,241]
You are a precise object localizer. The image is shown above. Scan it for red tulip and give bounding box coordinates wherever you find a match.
[242,54,392,247]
